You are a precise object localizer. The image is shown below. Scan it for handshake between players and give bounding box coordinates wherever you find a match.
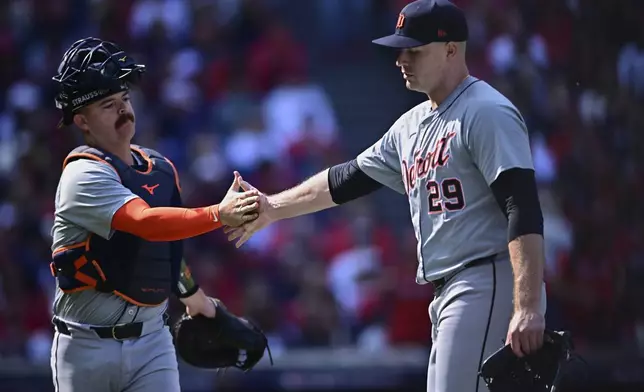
[221,171,272,240]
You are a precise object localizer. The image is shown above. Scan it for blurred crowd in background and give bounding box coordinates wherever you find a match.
[0,0,643,367]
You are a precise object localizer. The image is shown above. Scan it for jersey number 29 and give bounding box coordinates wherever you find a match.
[427,178,465,214]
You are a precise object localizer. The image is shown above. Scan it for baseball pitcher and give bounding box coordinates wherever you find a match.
[49,37,266,392]
[226,1,548,391]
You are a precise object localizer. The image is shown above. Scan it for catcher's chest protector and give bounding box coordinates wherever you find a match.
[51,144,178,305]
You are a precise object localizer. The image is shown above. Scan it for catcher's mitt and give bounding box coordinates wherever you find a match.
[173,299,272,372]
[479,330,580,392]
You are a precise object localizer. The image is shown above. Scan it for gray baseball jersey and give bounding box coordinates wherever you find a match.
[357,76,534,284]
[51,157,167,325]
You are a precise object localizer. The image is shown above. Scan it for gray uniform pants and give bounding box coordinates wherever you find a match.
[50,316,180,392]
[426,255,547,392]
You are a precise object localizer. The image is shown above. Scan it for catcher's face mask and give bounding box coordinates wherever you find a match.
[52,37,145,129]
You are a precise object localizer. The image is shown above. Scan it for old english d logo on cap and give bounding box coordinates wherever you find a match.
[396,13,405,29]
[372,0,469,49]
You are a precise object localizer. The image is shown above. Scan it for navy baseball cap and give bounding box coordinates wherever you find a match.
[372,0,468,48]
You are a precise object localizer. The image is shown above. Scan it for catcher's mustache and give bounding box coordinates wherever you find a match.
[115,113,135,128]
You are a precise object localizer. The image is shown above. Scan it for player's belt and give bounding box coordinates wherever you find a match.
[431,254,497,292]
[53,317,145,340]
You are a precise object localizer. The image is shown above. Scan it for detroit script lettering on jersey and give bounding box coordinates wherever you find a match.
[356,76,534,283]
[402,120,459,194]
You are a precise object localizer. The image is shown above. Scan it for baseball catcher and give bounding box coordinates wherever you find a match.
[49,36,265,391]
[479,330,579,392]
[173,299,272,371]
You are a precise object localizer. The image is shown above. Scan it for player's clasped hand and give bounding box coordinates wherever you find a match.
[217,171,261,227]
[222,173,273,247]
[506,307,546,358]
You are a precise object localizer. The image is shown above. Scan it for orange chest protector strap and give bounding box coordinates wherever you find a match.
[51,235,112,294]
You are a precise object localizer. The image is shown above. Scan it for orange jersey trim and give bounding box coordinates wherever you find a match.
[63,153,121,181]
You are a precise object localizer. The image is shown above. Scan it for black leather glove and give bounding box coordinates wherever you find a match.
[479,330,577,392]
[173,299,272,372]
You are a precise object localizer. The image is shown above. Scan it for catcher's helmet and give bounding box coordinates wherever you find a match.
[52,37,145,128]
